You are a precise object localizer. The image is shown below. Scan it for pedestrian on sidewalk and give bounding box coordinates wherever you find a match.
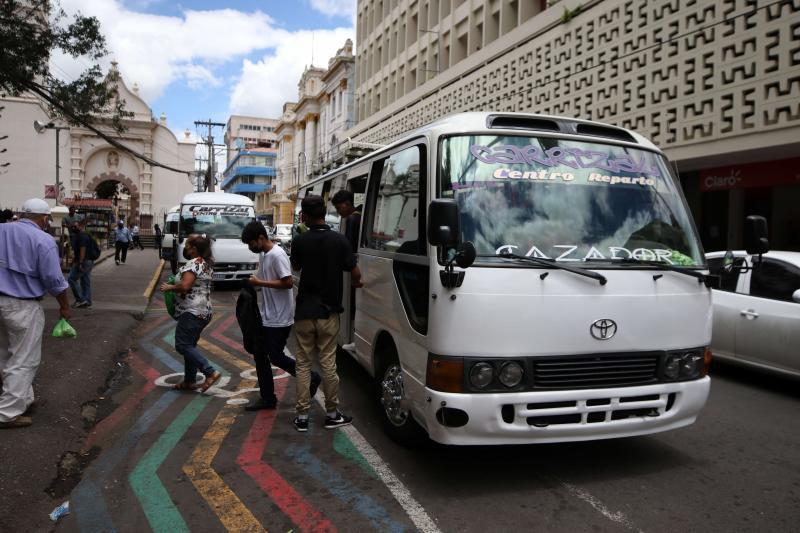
[160,234,221,392]
[113,220,130,265]
[289,196,363,432]
[0,198,70,429]
[154,223,163,254]
[67,220,94,308]
[239,221,321,411]
[131,222,144,250]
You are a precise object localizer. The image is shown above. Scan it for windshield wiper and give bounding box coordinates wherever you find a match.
[584,257,709,284]
[479,252,607,285]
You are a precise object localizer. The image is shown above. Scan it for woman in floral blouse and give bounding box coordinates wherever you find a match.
[160,234,221,392]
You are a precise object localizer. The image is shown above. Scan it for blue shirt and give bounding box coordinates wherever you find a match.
[114,226,131,243]
[0,219,69,298]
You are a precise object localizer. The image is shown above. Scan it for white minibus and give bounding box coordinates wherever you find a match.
[176,192,259,281]
[298,112,716,446]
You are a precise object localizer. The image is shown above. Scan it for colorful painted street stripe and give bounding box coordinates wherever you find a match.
[183,376,264,532]
[237,378,336,532]
[129,394,211,532]
[285,442,408,533]
[81,351,162,453]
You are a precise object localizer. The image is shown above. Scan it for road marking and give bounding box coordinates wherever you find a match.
[143,259,166,298]
[561,482,643,532]
[306,366,441,533]
[237,379,336,532]
[130,394,211,533]
[285,442,407,533]
[72,320,179,532]
[81,351,162,453]
[183,376,264,533]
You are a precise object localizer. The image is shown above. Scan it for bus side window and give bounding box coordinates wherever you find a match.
[365,145,424,254]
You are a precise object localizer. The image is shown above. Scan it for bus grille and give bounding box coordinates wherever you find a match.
[532,354,659,389]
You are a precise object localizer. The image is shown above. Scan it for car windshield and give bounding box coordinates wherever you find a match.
[439,134,704,266]
[180,204,255,239]
[276,225,292,236]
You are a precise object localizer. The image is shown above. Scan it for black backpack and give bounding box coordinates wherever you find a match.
[88,236,101,260]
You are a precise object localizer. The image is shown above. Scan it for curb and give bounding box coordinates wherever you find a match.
[143,259,165,299]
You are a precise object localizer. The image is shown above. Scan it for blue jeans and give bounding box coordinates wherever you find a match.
[68,260,94,304]
[174,313,214,384]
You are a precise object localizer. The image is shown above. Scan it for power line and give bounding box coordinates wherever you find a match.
[194,119,226,192]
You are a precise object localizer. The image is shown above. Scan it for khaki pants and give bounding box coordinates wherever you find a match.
[294,314,340,414]
[0,296,45,422]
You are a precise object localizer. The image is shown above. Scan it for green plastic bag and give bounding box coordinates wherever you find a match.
[52,318,77,338]
[164,274,177,318]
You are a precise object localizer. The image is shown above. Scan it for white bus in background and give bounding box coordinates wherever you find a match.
[295,112,747,447]
[175,192,259,281]
[161,205,180,272]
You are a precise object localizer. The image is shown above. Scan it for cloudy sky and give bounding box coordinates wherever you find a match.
[53,0,356,141]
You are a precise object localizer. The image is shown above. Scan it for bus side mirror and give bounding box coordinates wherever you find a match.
[428,199,460,247]
[744,215,769,256]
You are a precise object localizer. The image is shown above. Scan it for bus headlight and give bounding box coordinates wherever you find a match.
[663,355,681,380]
[498,362,524,388]
[680,352,704,379]
[469,362,494,389]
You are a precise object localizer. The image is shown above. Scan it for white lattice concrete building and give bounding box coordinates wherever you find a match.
[350,0,800,251]
[0,63,196,227]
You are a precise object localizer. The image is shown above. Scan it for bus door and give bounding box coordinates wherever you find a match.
[338,168,369,347]
[353,142,429,382]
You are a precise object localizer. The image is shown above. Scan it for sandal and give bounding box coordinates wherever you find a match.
[200,371,221,392]
[172,381,198,391]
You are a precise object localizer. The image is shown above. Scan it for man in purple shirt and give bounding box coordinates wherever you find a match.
[0,198,70,428]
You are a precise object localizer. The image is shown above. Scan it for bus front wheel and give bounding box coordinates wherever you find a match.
[375,350,427,447]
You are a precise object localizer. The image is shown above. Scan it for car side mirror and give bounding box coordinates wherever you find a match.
[744,215,769,256]
[793,289,800,304]
[454,241,476,269]
[428,199,460,247]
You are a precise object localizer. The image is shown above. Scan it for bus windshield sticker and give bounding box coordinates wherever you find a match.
[470,144,662,177]
[182,205,253,217]
[494,244,676,263]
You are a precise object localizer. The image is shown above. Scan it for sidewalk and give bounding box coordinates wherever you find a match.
[0,246,163,532]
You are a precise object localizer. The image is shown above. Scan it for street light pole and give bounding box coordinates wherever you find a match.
[33,120,69,205]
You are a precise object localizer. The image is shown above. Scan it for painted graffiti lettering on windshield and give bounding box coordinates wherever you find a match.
[184,205,253,217]
[470,144,662,177]
[494,244,677,264]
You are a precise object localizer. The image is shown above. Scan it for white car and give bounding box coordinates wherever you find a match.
[706,250,800,378]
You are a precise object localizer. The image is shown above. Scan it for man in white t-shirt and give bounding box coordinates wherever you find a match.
[241,221,320,410]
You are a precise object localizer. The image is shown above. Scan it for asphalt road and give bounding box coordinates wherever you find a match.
[336,348,800,532]
[40,278,800,533]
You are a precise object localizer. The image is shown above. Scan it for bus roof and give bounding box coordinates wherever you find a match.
[180,192,254,206]
[303,112,662,190]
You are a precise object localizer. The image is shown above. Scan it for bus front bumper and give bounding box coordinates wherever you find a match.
[421,377,710,445]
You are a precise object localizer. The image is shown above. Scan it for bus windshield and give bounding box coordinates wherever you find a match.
[180,204,255,239]
[439,134,704,266]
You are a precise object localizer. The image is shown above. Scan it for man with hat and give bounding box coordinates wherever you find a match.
[0,198,70,428]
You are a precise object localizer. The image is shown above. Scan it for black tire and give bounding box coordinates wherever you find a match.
[375,347,428,447]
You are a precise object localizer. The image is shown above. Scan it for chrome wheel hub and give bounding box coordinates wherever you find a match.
[380,364,409,427]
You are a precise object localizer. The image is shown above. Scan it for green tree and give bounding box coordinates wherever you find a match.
[0,0,126,129]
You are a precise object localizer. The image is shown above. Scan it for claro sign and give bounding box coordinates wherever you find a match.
[700,157,800,192]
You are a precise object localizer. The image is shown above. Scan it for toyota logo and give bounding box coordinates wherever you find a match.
[590,319,617,340]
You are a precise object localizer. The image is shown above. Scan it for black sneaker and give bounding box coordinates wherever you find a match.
[309,374,321,398]
[71,300,85,308]
[293,416,309,432]
[324,411,352,430]
[245,399,277,411]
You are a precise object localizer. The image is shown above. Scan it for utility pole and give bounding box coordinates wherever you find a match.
[194,156,208,192]
[194,119,225,192]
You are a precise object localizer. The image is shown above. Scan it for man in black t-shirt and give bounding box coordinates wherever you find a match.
[331,189,361,253]
[67,220,94,308]
[290,195,362,432]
